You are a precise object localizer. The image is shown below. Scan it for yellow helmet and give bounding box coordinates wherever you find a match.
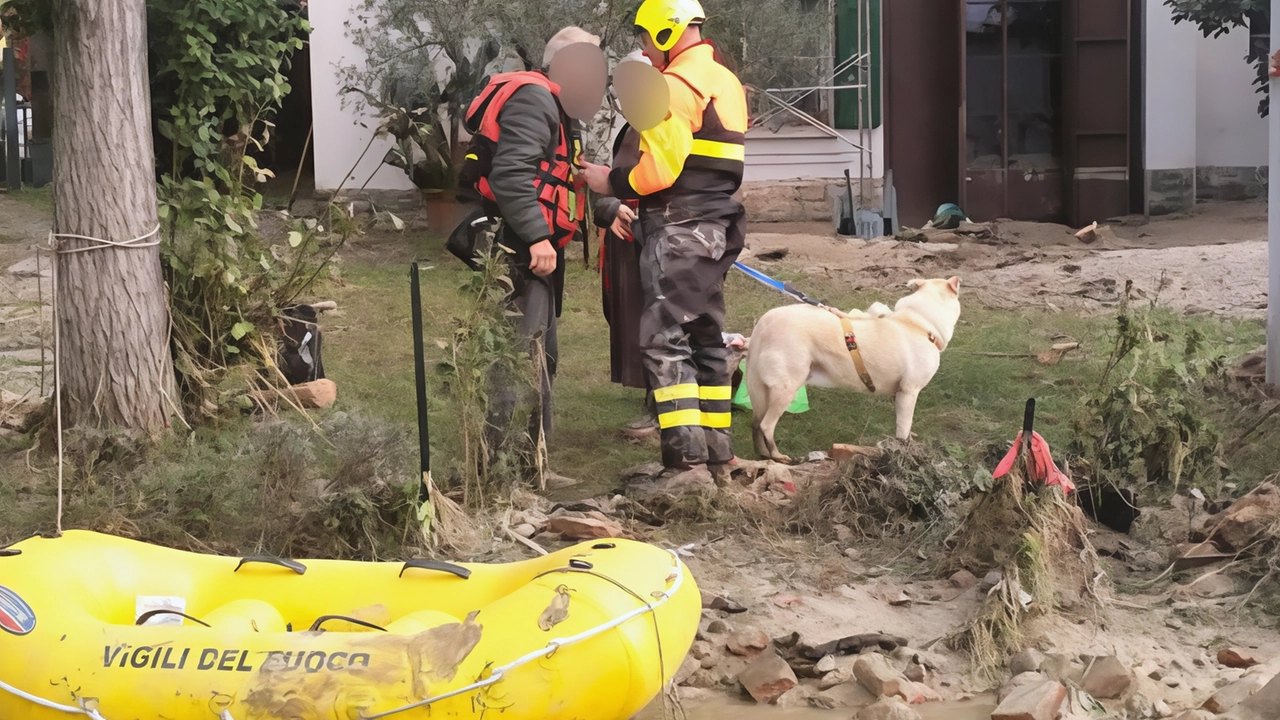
[634,0,706,52]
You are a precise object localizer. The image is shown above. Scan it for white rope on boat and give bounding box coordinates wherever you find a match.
[361,549,686,720]
[0,676,108,719]
[0,551,681,720]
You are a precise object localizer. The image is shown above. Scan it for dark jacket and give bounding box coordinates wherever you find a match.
[489,84,568,247]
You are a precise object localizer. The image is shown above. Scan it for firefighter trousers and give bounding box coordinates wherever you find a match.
[637,213,743,469]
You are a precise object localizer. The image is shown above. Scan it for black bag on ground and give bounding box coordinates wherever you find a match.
[277,305,325,385]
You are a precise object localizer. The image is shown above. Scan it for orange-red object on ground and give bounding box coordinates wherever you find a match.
[992,399,1075,493]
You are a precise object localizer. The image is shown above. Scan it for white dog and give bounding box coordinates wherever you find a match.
[745,277,962,463]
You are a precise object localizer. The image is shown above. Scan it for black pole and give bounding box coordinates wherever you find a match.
[3,47,20,191]
[410,263,431,502]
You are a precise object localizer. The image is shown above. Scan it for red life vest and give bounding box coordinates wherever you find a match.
[457,71,585,249]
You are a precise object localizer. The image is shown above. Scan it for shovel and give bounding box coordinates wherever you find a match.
[838,168,856,236]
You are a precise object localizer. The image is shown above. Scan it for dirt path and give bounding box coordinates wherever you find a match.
[744,200,1269,318]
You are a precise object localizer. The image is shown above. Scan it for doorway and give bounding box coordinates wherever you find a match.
[883,0,961,228]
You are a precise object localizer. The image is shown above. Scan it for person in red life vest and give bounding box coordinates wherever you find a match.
[578,0,749,478]
[594,52,656,439]
[457,26,604,463]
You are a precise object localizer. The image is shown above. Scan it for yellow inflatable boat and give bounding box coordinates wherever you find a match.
[0,530,699,720]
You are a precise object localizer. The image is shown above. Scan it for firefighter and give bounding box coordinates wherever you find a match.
[579,0,749,475]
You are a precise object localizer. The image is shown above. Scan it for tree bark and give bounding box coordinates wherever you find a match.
[50,0,178,431]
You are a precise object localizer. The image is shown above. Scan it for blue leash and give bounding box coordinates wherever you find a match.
[732,261,827,308]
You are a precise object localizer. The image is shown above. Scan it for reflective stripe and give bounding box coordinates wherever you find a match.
[658,408,703,429]
[698,385,732,401]
[690,139,744,162]
[465,153,479,161]
[654,383,700,403]
[701,412,732,429]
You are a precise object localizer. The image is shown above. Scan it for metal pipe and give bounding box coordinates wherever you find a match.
[1267,0,1280,384]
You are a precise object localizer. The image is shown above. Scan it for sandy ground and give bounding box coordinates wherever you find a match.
[744,200,1270,318]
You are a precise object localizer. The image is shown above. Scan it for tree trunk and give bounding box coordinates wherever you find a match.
[50,0,178,431]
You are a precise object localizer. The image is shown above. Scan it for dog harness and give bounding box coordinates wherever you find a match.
[839,317,877,393]
[837,314,946,395]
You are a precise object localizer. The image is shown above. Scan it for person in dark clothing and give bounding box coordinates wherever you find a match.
[479,26,603,460]
[593,121,657,438]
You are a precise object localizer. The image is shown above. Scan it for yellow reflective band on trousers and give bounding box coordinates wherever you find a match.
[654,383,699,403]
[658,408,703,429]
[690,139,744,162]
[698,386,731,401]
[701,412,731,429]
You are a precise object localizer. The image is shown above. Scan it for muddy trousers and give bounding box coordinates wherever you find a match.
[637,217,741,468]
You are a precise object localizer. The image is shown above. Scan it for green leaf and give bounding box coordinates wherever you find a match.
[224,344,241,355]
[288,231,304,248]
[231,321,254,340]
[225,213,244,234]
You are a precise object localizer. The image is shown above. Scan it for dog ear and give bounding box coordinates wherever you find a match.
[947,276,961,295]
[905,279,924,290]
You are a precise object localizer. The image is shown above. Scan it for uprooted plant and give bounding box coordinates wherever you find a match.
[1070,284,1232,502]
[436,249,541,506]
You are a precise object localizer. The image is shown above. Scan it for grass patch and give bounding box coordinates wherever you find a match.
[314,230,1276,499]
[4,187,54,215]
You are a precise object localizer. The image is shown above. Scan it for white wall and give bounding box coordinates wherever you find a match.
[309,0,415,192]
[1195,25,1268,167]
[1144,1,1197,171]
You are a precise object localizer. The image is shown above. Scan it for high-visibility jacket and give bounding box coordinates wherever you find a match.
[457,71,586,249]
[608,42,748,205]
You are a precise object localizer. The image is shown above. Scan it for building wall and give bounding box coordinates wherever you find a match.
[309,0,415,194]
[1144,0,1269,213]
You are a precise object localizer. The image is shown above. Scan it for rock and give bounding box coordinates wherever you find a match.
[949,569,979,590]
[979,570,1003,592]
[1222,671,1280,720]
[1172,712,1212,720]
[1189,573,1237,599]
[726,627,770,657]
[512,523,536,538]
[1041,654,1086,686]
[999,672,1048,703]
[818,666,853,690]
[813,681,875,709]
[1203,674,1267,713]
[1082,655,1132,699]
[737,650,798,704]
[1219,648,1261,669]
[815,655,837,674]
[991,680,1067,720]
[854,653,906,698]
[290,379,337,409]
[774,683,816,709]
[899,681,941,704]
[903,662,926,682]
[1205,482,1280,552]
[772,631,800,649]
[700,591,747,613]
[545,515,626,540]
[1010,648,1047,676]
[706,619,731,634]
[675,654,700,685]
[1154,700,1173,718]
[1127,691,1156,719]
[855,696,921,720]
[690,641,712,661]
[685,668,720,688]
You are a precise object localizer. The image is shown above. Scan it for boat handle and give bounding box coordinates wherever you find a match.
[308,615,388,632]
[136,609,212,627]
[235,556,307,575]
[399,558,472,579]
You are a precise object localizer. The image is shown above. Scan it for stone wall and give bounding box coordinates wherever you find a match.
[738,179,884,224]
[1146,169,1196,216]
[1196,166,1267,202]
